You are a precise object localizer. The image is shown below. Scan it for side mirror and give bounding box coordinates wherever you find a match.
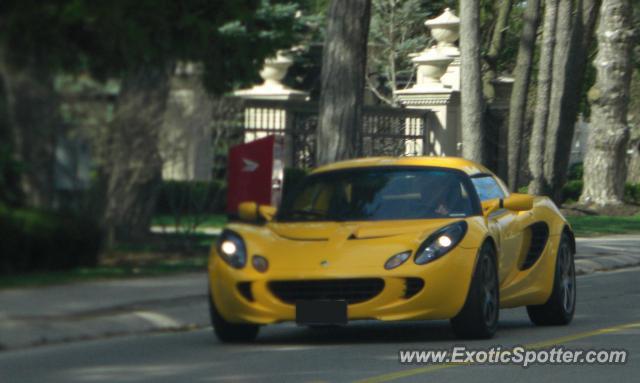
[238,201,277,223]
[502,193,534,211]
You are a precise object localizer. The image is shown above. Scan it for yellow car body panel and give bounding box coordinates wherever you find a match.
[208,157,573,324]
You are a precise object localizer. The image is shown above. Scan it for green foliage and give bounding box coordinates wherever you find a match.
[625,183,640,204]
[561,180,583,203]
[155,180,227,215]
[560,179,640,205]
[0,0,306,94]
[0,144,23,206]
[368,0,453,104]
[0,255,209,289]
[567,163,584,181]
[0,206,101,274]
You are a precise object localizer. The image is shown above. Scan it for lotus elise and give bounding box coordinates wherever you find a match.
[208,157,576,341]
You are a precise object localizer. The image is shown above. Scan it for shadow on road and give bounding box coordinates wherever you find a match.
[198,318,538,346]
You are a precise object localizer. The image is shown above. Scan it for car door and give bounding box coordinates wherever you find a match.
[470,174,524,283]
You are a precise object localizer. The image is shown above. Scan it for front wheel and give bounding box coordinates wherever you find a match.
[450,243,499,339]
[208,291,259,343]
[527,233,576,325]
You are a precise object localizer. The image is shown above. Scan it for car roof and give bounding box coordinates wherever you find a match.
[312,156,494,177]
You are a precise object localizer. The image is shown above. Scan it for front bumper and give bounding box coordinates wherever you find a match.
[208,245,480,325]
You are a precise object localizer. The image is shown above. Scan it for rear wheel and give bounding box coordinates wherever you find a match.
[450,243,499,339]
[527,233,576,325]
[208,291,259,343]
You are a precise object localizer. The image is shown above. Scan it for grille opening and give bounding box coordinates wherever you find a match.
[404,278,425,299]
[268,278,385,305]
[237,282,254,301]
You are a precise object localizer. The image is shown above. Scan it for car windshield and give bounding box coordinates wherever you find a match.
[277,167,477,222]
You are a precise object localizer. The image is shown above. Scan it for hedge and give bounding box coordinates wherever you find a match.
[155,180,226,215]
[0,206,101,275]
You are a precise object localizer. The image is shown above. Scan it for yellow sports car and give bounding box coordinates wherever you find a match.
[208,157,576,341]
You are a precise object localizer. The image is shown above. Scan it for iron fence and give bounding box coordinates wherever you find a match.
[233,98,434,168]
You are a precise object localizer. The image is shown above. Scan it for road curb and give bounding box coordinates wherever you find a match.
[575,253,640,275]
[0,295,210,351]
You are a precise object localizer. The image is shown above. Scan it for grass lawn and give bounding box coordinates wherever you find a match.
[151,214,227,229]
[0,231,219,290]
[0,255,208,290]
[567,215,640,237]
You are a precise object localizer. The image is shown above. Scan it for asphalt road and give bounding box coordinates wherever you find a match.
[1,267,639,383]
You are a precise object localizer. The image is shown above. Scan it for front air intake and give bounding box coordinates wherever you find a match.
[268,278,385,305]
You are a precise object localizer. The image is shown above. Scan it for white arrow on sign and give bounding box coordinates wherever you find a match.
[242,158,259,172]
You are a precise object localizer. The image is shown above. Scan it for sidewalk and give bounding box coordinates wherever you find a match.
[0,273,210,351]
[1,235,639,351]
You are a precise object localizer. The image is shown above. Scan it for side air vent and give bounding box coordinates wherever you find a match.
[521,222,549,270]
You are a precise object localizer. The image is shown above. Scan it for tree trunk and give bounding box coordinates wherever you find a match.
[529,0,559,195]
[543,0,601,202]
[579,0,633,206]
[0,50,58,209]
[482,0,513,103]
[460,0,486,164]
[102,67,170,244]
[540,0,574,202]
[316,0,371,166]
[507,0,541,190]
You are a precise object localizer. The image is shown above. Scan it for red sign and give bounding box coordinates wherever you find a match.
[226,136,283,214]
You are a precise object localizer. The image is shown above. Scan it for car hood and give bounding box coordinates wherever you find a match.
[268,219,455,242]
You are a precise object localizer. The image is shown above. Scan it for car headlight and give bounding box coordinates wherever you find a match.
[217,230,247,269]
[414,221,468,265]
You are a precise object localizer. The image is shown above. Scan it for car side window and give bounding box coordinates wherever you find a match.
[471,176,506,202]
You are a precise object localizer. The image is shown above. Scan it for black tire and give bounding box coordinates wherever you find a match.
[526,233,576,326]
[450,243,499,339]
[208,292,259,343]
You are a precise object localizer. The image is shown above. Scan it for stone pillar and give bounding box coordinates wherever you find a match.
[395,9,462,157]
[161,62,215,181]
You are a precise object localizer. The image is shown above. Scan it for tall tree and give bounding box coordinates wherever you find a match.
[0,3,78,208]
[580,0,633,206]
[543,0,600,201]
[541,0,574,199]
[367,0,428,106]
[529,0,559,195]
[506,0,541,190]
[0,0,302,243]
[460,0,486,163]
[316,0,372,165]
[482,0,513,103]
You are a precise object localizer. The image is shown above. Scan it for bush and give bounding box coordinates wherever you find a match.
[561,180,583,203]
[567,163,583,181]
[625,184,640,204]
[155,180,226,215]
[560,181,640,205]
[0,206,101,275]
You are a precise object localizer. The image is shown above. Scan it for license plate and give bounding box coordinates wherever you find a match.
[295,300,348,325]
